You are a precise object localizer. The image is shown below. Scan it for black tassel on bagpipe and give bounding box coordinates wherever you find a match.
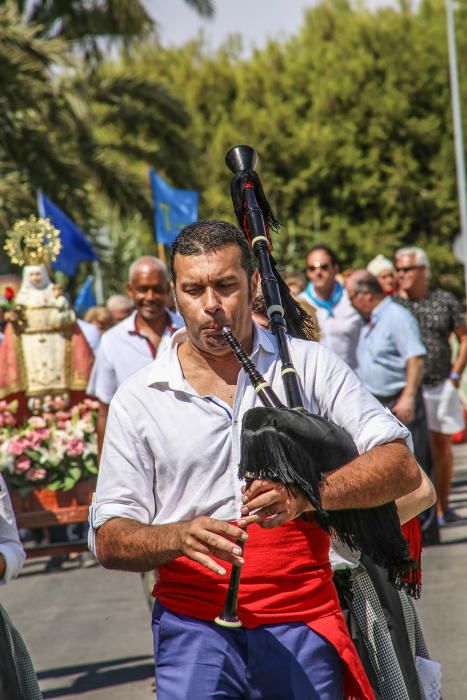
[239,406,414,593]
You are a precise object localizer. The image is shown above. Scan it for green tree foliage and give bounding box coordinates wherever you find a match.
[127,0,467,292]
[0,0,205,280]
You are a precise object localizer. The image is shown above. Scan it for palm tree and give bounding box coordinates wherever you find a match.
[0,1,212,272]
[4,0,214,58]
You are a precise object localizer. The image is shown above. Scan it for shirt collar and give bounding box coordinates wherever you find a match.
[146,321,276,391]
[127,309,182,336]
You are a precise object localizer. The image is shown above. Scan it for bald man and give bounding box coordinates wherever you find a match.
[87,256,183,454]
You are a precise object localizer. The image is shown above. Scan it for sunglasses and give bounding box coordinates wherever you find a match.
[395,265,423,274]
[307,263,330,272]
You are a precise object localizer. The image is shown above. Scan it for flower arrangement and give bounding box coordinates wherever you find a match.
[0,399,98,497]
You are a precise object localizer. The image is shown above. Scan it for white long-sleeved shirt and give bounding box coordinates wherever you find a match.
[89,324,409,552]
[0,475,26,583]
[87,310,183,404]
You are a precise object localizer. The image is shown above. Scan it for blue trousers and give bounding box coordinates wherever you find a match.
[152,602,344,699]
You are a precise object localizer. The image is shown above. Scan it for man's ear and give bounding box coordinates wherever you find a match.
[126,283,134,299]
[171,282,182,315]
[250,270,260,299]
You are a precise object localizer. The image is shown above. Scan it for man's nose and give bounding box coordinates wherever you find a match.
[203,287,221,313]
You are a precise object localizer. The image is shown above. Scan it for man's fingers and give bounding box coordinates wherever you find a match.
[197,530,246,558]
[202,518,248,543]
[243,479,283,501]
[241,489,285,515]
[181,517,247,568]
[188,551,227,576]
[238,511,285,528]
[214,549,245,566]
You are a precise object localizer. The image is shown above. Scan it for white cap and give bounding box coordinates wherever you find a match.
[367,254,395,277]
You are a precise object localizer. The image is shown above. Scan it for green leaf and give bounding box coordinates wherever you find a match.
[47,480,64,491]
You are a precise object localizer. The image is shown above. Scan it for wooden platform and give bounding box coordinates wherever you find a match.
[11,480,95,558]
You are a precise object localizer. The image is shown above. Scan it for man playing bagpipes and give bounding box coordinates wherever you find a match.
[89,214,436,699]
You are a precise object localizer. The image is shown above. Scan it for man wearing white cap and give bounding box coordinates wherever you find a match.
[367,255,397,295]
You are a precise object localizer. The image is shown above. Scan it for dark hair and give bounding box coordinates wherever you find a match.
[351,272,384,297]
[306,244,340,268]
[170,220,255,282]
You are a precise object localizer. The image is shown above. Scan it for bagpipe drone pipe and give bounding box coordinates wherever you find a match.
[215,146,416,628]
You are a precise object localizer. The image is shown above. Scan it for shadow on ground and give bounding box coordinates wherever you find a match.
[38,656,154,697]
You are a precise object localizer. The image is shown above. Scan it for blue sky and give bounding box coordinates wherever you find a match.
[144,0,395,54]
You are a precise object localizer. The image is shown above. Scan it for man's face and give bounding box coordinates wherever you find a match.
[306,250,338,294]
[173,244,258,356]
[348,288,372,320]
[127,266,169,322]
[395,254,426,293]
[377,270,396,294]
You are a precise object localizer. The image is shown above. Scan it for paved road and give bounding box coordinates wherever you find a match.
[2,562,155,699]
[2,445,467,699]
[417,442,467,700]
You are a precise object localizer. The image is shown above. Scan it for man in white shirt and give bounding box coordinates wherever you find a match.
[90,221,421,699]
[300,244,363,369]
[0,474,42,699]
[87,255,182,454]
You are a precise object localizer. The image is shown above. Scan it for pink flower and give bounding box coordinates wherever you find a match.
[26,467,47,481]
[24,429,50,447]
[24,428,50,447]
[15,455,31,473]
[8,438,26,456]
[43,412,54,423]
[56,412,71,422]
[57,420,68,430]
[28,416,46,429]
[66,438,85,457]
[0,401,6,411]
[83,399,99,411]
[3,412,16,427]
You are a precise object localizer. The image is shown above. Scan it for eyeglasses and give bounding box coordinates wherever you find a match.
[395,265,423,274]
[307,263,330,272]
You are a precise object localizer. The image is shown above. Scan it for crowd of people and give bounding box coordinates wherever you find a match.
[0,222,464,698]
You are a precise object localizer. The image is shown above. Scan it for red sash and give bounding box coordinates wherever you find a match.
[155,518,374,699]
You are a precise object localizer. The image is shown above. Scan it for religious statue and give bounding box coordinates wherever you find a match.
[0,216,94,416]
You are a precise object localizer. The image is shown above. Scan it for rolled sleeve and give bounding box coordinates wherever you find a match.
[0,476,26,583]
[87,339,118,404]
[393,309,426,363]
[89,392,157,554]
[313,345,409,453]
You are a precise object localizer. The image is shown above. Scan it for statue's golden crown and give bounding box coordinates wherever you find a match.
[4,216,61,266]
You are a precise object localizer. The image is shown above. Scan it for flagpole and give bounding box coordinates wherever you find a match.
[157,242,166,265]
[150,168,167,264]
[93,261,104,304]
[446,0,467,300]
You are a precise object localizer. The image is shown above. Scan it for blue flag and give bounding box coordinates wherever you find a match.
[38,192,97,275]
[149,170,199,247]
[74,276,96,316]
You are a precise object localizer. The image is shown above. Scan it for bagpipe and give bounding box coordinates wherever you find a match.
[215,145,416,629]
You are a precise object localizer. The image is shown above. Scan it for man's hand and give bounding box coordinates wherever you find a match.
[238,479,314,529]
[392,393,415,424]
[175,517,248,576]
